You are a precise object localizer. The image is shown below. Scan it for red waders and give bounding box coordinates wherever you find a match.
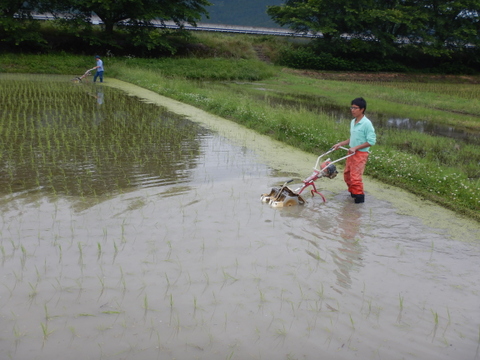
[344,151,369,195]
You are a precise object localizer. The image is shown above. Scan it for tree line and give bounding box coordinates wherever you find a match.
[1,0,479,72]
[267,0,480,73]
[0,0,211,55]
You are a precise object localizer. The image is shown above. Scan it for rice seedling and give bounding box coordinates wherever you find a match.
[77,242,84,266]
[397,294,405,323]
[68,326,78,340]
[40,322,54,342]
[226,350,235,360]
[28,282,38,300]
[221,268,239,285]
[275,323,287,338]
[121,222,126,244]
[430,309,440,342]
[202,272,210,291]
[20,245,27,269]
[97,242,102,261]
[44,303,52,322]
[441,307,452,338]
[143,294,149,316]
[3,283,15,298]
[363,298,373,318]
[0,245,5,265]
[13,324,25,344]
[169,312,181,339]
[431,309,439,325]
[259,289,267,304]
[12,270,23,285]
[112,242,119,264]
[193,296,203,317]
[97,276,106,298]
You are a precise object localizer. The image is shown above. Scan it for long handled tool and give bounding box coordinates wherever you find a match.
[294,146,354,200]
[72,67,96,83]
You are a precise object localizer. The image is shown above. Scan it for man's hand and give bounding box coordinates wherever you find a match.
[332,140,349,151]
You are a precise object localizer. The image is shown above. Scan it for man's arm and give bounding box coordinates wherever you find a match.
[348,142,371,153]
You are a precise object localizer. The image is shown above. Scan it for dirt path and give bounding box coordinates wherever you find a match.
[284,68,480,83]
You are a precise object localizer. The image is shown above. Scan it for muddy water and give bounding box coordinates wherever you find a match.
[1,76,479,360]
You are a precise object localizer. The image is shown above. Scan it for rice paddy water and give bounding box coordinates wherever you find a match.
[0,74,479,360]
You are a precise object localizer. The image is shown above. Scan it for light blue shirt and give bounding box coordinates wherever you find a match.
[96,59,104,72]
[349,115,376,152]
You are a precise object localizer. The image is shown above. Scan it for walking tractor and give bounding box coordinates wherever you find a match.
[261,147,354,208]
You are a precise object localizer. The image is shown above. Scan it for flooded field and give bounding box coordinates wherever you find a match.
[254,92,480,145]
[0,75,479,360]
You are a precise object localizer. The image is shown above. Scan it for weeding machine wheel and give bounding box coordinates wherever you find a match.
[283,199,298,207]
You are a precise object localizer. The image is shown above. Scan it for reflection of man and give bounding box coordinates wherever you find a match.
[90,89,105,126]
[88,89,104,105]
[96,90,104,105]
[331,202,364,290]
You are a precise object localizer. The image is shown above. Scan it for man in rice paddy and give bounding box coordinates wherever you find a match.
[332,97,376,204]
[93,55,104,83]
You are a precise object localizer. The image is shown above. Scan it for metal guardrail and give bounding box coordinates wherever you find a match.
[160,21,319,38]
[31,13,320,38]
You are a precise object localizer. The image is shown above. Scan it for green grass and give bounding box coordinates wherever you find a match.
[260,71,480,130]
[0,53,276,81]
[111,57,277,80]
[0,51,478,221]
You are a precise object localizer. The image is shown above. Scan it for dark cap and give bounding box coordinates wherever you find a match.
[95,55,100,58]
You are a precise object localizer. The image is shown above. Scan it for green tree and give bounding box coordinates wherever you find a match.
[52,0,211,34]
[0,0,46,46]
[267,0,351,41]
[267,0,480,56]
[421,0,480,52]
[36,0,211,54]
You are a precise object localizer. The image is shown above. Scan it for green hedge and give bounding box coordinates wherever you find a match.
[277,45,478,74]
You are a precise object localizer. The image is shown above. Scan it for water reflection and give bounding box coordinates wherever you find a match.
[278,195,365,292]
[90,87,104,106]
[88,87,105,125]
[375,115,479,144]
[330,202,364,291]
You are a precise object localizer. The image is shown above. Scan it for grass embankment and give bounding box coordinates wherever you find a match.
[0,48,479,221]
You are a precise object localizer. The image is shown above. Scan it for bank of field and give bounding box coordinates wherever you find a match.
[0,53,479,221]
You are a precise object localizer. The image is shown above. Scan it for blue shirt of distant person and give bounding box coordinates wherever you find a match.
[93,56,104,83]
